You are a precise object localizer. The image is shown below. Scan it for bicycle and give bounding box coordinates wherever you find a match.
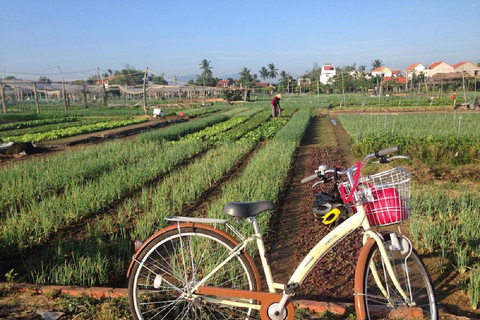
[126,146,437,320]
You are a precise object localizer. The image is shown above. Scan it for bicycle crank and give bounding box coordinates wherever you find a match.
[262,300,295,320]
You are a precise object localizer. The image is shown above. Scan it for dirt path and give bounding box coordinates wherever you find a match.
[265,114,364,302]
[265,116,322,284]
[329,115,357,166]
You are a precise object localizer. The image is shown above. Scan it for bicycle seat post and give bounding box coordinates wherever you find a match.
[249,216,276,293]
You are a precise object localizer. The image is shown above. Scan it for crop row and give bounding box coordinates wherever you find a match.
[137,107,246,143]
[409,187,480,309]
[339,114,480,165]
[1,118,149,143]
[339,113,480,140]
[27,140,254,286]
[210,110,271,144]
[0,118,111,139]
[0,117,77,132]
[237,107,297,144]
[0,140,207,251]
[23,111,295,286]
[0,112,251,250]
[181,117,249,142]
[323,94,467,109]
[207,110,311,240]
[0,139,151,215]
[0,113,237,216]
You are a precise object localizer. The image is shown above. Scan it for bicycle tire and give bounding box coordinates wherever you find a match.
[354,234,438,320]
[128,224,261,320]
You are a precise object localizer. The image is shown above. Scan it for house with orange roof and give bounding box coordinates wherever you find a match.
[217,79,230,88]
[405,63,425,79]
[320,65,336,84]
[452,61,480,77]
[424,61,453,78]
[371,66,392,78]
[381,76,407,92]
[255,82,269,88]
[392,70,403,77]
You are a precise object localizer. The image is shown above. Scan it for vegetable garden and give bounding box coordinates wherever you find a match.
[0,94,479,318]
[0,104,306,289]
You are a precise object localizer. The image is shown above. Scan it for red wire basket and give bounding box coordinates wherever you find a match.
[340,167,411,227]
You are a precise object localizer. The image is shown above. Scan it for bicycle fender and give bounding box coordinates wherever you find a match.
[354,237,376,320]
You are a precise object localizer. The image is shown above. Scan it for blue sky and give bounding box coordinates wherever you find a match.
[1,0,479,83]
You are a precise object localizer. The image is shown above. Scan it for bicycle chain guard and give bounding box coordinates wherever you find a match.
[195,286,295,320]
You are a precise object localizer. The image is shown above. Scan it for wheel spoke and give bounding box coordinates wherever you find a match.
[128,226,258,320]
[357,237,437,319]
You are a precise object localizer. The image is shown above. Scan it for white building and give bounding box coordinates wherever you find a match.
[371,66,393,78]
[320,65,336,84]
[405,63,426,80]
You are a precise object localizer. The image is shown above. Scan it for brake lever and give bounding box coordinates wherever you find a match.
[312,180,324,188]
[312,175,333,188]
[389,155,410,160]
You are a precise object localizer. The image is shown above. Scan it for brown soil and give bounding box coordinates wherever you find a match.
[265,116,361,301]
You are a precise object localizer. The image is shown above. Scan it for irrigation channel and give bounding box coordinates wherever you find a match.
[0,107,478,319]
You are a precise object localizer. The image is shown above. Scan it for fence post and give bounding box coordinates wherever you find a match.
[33,82,40,114]
[1,83,6,113]
[62,82,68,111]
[83,84,88,109]
[103,83,107,107]
[143,67,148,115]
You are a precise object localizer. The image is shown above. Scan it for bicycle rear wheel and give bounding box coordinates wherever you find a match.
[128,224,261,320]
[355,234,437,320]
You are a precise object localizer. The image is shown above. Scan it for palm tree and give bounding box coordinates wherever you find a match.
[268,63,278,80]
[239,67,258,88]
[259,67,268,81]
[199,59,213,87]
[107,69,113,78]
[359,65,367,72]
[239,67,251,83]
[371,59,382,70]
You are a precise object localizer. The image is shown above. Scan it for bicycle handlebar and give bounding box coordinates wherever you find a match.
[301,173,320,184]
[376,146,401,158]
[302,146,402,184]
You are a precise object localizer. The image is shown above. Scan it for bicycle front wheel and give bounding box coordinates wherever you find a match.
[355,234,437,320]
[128,224,261,320]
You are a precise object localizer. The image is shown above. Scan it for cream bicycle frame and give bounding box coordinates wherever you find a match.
[175,201,411,312]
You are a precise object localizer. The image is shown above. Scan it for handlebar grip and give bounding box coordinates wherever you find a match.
[301,173,319,184]
[376,146,400,157]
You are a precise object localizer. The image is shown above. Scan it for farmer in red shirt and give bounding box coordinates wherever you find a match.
[271,93,282,118]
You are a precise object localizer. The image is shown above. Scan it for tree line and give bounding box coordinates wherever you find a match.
[7,58,478,93]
